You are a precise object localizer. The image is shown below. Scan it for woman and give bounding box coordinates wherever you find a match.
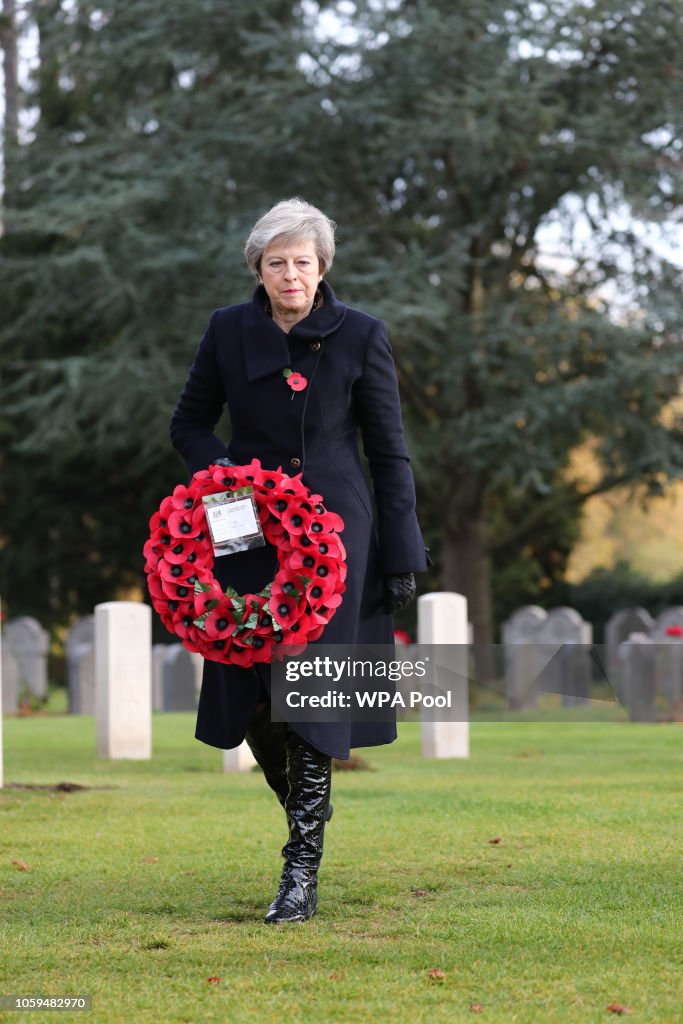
[170,198,430,924]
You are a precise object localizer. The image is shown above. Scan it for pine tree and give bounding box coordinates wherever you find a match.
[298,0,683,644]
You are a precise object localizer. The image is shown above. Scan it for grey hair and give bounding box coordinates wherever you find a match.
[244,198,336,279]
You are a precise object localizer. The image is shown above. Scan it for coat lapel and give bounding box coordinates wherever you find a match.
[241,281,347,383]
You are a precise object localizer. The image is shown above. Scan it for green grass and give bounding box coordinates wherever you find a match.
[0,715,681,1024]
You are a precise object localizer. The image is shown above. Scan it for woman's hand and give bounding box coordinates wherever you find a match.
[382,573,416,615]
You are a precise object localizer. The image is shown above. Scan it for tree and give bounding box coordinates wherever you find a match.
[0,0,326,624]
[295,0,683,644]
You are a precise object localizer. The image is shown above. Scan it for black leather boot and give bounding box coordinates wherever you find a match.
[245,705,333,823]
[264,728,332,924]
[244,705,289,810]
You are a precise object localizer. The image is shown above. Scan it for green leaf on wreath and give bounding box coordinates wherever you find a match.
[224,584,240,599]
[243,612,259,630]
[194,579,214,594]
[192,599,220,630]
[230,596,246,625]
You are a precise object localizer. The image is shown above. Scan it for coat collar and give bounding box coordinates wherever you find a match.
[241,279,347,382]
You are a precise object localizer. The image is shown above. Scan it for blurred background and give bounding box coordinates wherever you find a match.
[1,0,682,678]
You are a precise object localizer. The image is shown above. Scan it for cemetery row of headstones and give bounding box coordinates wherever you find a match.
[3,604,683,724]
[499,605,683,720]
[1,613,202,715]
[0,596,471,782]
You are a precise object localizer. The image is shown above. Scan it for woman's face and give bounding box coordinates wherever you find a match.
[260,239,321,321]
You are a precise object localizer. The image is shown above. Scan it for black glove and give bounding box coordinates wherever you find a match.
[213,456,235,467]
[382,572,416,615]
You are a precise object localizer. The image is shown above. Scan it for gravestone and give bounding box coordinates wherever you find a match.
[618,632,656,722]
[1,641,19,715]
[66,616,95,712]
[161,645,201,711]
[651,607,683,707]
[152,644,168,711]
[537,607,593,705]
[222,744,257,772]
[502,606,547,709]
[3,617,49,700]
[605,608,655,695]
[69,643,95,714]
[417,591,469,759]
[95,602,151,759]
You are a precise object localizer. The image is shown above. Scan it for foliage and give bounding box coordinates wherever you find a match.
[1,0,682,631]
[566,561,683,644]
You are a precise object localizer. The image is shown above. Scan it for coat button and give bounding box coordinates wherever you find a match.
[290,457,302,469]
[309,340,321,351]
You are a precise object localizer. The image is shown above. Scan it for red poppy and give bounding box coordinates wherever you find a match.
[282,368,307,392]
[281,505,313,535]
[170,483,196,511]
[304,573,341,606]
[194,579,225,615]
[203,601,238,640]
[305,509,344,535]
[269,592,306,629]
[164,537,204,565]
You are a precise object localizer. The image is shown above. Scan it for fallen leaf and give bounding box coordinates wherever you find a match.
[606,1003,631,1015]
[142,857,159,863]
[10,858,31,871]
[207,977,221,985]
[488,837,502,845]
[328,970,341,981]
[412,888,429,897]
[427,968,445,982]
[470,1004,484,1013]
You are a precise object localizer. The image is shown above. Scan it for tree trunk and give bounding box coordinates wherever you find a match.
[442,501,497,682]
[1,0,18,218]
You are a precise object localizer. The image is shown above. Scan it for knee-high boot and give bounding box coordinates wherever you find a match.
[245,706,333,824]
[244,706,290,810]
[264,728,332,924]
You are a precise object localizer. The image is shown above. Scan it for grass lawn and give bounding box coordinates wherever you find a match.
[0,714,680,1024]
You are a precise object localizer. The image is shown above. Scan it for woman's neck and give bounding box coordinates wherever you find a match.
[271,304,315,334]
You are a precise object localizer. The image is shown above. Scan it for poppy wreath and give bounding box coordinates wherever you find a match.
[143,459,346,667]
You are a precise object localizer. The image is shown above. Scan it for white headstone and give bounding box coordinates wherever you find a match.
[66,616,95,711]
[417,591,469,759]
[3,616,49,699]
[95,602,151,759]
[222,743,257,772]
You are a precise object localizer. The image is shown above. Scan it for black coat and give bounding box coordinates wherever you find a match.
[169,280,429,758]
